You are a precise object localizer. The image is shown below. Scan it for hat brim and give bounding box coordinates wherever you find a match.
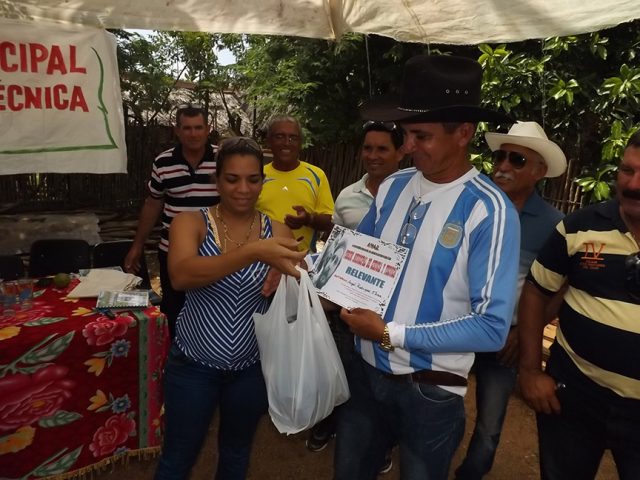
[485,132,567,178]
[360,94,513,124]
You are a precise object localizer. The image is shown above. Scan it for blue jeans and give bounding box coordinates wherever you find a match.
[537,345,640,480]
[455,352,517,479]
[334,355,465,480]
[154,345,268,480]
[308,311,354,441]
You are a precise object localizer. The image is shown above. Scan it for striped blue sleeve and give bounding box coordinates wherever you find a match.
[356,202,377,235]
[403,205,520,353]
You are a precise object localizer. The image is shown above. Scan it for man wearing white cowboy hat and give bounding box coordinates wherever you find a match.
[334,54,521,480]
[456,121,567,480]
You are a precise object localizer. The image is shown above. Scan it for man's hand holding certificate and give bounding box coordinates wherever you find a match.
[309,225,408,316]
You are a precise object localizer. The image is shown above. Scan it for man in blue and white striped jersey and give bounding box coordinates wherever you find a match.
[333,55,520,480]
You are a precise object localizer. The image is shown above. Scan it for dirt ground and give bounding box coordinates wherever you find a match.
[91,374,617,480]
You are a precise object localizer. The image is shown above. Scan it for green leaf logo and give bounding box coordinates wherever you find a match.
[22,331,74,365]
[24,317,68,327]
[32,446,83,477]
[38,410,83,428]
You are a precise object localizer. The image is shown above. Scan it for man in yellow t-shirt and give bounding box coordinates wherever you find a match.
[257,115,334,251]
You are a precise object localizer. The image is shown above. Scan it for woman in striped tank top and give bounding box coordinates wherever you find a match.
[155,137,306,480]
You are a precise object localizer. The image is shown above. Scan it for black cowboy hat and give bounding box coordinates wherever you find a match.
[360,54,512,124]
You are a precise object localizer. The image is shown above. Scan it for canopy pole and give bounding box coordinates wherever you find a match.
[540,39,546,130]
[365,34,373,98]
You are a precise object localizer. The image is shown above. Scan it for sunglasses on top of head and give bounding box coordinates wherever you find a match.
[363,121,400,133]
[220,137,262,154]
[175,103,207,122]
[492,149,528,169]
[177,103,204,111]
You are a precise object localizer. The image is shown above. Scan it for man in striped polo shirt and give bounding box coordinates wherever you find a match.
[334,55,520,480]
[518,131,640,479]
[125,105,218,338]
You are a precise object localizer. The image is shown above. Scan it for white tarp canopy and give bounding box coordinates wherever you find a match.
[2,0,639,45]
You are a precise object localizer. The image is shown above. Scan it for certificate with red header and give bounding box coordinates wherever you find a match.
[309,225,408,316]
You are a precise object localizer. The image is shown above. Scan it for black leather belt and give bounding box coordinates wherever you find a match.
[383,369,467,387]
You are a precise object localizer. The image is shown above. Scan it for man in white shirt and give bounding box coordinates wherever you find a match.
[306,121,404,471]
[333,121,405,229]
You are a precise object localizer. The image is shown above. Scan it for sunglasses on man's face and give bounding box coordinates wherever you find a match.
[492,149,528,169]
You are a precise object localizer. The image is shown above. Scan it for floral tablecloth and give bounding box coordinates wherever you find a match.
[0,281,169,479]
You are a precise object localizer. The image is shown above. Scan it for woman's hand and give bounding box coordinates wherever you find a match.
[261,268,282,296]
[254,237,307,278]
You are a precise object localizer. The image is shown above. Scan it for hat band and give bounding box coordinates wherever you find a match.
[398,107,431,113]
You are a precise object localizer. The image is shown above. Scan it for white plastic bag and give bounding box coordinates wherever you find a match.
[253,268,350,434]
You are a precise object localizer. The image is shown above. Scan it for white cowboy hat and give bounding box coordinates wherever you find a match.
[485,121,567,178]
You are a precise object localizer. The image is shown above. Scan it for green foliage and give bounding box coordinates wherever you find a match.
[156,32,235,127]
[478,43,543,114]
[221,33,428,144]
[578,121,640,204]
[477,22,640,204]
[469,152,493,175]
[112,21,640,203]
[230,34,368,144]
[110,30,175,125]
[575,164,617,202]
[548,78,579,105]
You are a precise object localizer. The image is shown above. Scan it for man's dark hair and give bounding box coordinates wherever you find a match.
[176,105,207,127]
[625,130,640,149]
[362,121,404,150]
[215,137,264,176]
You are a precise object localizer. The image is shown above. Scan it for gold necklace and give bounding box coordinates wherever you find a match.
[215,205,257,248]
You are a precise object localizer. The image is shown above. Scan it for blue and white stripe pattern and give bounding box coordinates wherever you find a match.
[175,209,272,370]
[357,167,520,394]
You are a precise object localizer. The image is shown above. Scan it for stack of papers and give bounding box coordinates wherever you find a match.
[96,290,149,309]
[68,268,142,298]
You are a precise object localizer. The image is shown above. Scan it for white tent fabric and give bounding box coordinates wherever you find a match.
[2,0,638,45]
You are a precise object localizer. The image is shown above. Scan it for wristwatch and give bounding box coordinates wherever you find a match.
[380,324,394,352]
